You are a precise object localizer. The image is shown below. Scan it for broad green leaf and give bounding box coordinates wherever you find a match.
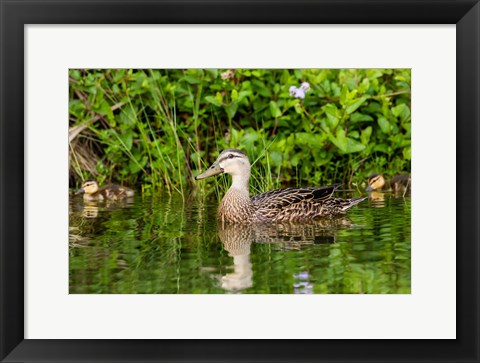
[373,144,389,153]
[390,134,404,147]
[295,133,323,148]
[69,100,85,118]
[269,101,282,118]
[118,107,137,127]
[215,92,223,104]
[340,85,349,106]
[346,96,368,114]
[251,79,270,97]
[236,90,251,103]
[311,151,332,166]
[205,95,222,107]
[361,126,373,145]
[241,129,259,146]
[269,151,282,167]
[238,69,251,76]
[205,69,218,78]
[70,69,81,80]
[119,130,133,151]
[225,103,238,120]
[231,89,238,101]
[345,138,366,153]
[129,155,147,174]
[367,69,384,79]
[364,101,381,114]
[350,112,374,122]
[319,118,331,133]
[392,103,411,122]
[291,154,300,167]
[378,117,391,133]
[294,102,304,114]
[301,118,313,132]
[96,100,114,122]
[322,103,340,128]
[129,160,141,174]
[330,129,348,153]
[331,82,341,96]
[349,131,360,139]
[230,128,242,144]
[403,123,411,134]
[183,75,200,84]
[322,79,331,93]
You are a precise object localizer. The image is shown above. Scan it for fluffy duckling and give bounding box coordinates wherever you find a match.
[366,174,411,194]
[75,179,134,201]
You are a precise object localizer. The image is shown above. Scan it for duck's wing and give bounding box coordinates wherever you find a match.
[251,183,341,210]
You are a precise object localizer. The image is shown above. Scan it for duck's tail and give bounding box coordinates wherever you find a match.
[340,196,368,212]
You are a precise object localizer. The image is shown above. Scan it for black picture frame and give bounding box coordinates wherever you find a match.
[1,1,478,362]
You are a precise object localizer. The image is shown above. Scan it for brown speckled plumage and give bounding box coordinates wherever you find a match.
[196,149,367,224]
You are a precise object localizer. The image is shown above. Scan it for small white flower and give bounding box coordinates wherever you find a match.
[289,83,310,99]
[220,70,235,80]
[294,89,306,99]
[300,82,310,91]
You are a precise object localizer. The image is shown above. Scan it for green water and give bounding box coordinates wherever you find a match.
[69,190,411,294]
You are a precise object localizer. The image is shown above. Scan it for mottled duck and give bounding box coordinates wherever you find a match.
[195,149,367,223]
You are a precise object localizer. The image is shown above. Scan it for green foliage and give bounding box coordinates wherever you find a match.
[69,68,411,194]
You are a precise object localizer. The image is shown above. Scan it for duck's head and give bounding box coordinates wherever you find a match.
[75,179,99,195]
[366,174,386,192]
[195,149,251,180]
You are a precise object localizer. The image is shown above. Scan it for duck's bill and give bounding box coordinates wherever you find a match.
[195,163,224,180]
[75,188,85,195]
[365,185,373,192]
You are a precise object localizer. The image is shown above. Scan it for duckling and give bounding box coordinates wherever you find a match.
[75,179,134,201]
[366,173,411,195]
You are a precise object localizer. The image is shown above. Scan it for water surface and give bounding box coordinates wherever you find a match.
[69,190,411,294]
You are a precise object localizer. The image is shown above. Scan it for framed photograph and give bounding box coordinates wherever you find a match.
[68,67,412,296]
[1,1,478,362]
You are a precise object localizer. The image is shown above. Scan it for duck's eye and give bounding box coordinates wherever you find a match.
[228,154,234,159]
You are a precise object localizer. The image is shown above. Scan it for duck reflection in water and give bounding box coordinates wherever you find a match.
[216,217,356,293]
[368,191,386,208]
[72,199,134,219]
[217,225,254,292]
